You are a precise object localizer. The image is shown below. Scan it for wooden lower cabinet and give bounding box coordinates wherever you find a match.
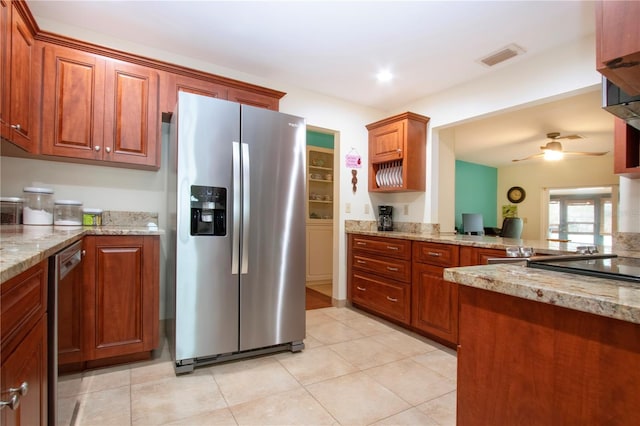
[411,242,460,347]
[82,235,159,363]
[459,246,506,266]
[1,261,48,426]
[351,271,410,324]
[348,234,411,325]
[411,263,458,345]
[458,285,640,425]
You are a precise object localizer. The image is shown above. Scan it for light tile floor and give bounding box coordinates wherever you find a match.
[58,307,457,425]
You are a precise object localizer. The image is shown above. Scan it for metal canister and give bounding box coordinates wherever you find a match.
[0,197,24,224]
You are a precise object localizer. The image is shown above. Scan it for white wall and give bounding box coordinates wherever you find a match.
[497,156,618,240]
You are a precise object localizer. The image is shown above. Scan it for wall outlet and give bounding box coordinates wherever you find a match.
[523,217,528,224]
[403,204,409,215]
[345,203,351,214]
[364,204,369,214]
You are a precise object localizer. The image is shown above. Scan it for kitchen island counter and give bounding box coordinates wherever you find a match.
[443,263,640,325]
[0,224,162,284]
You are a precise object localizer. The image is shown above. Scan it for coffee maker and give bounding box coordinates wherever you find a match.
[377,205,393,231]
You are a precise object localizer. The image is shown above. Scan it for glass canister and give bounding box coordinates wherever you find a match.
[0,197,24,224]
[54,200,83,225]
[22,187,54,225]
[82,208,103,226]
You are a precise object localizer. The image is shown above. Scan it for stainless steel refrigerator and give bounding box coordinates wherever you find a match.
[166,92,306,373]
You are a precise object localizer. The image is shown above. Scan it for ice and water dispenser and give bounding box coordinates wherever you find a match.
[190,185,226,236]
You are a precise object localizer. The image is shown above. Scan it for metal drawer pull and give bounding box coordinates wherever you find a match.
[386,296,398,302]
[386,267,399,271]
[9,382,28,396]
[386,246,399,250]
[356,286,366,291]
[428,251,442,257]
[0,382,27,411]
[356,242,367,245]
[0,395,19,411]
[357,260,367,264]
[10,124,22,131]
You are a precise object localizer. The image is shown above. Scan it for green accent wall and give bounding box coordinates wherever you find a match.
[455,160,498,230]
[307,130,334,149]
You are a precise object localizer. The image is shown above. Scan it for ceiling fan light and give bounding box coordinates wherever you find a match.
[544,150,564,161]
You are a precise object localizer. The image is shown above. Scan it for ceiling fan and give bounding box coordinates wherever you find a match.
[511,132,609,162]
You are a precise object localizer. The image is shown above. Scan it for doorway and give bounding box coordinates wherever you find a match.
[544,186,618,245]
[305,128,337,309]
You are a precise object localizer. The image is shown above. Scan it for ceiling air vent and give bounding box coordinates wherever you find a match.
[478,44,526,67]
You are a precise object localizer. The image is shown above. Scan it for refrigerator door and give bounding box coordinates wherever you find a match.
[239,105,306,351]
[175,93,241,360]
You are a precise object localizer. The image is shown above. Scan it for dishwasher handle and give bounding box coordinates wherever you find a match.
[58,240,83,281]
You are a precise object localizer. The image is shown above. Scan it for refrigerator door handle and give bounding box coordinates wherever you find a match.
[232,141,241,274]
[241,142,250,274]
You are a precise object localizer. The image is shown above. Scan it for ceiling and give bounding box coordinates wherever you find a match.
[27,1,611,167]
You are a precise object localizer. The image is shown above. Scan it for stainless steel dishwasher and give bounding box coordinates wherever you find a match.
[48,239,84,426]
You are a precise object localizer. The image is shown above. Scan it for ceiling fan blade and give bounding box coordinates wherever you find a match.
[512,152,544,162]
[554,134,583,140]
[563,151,609,157]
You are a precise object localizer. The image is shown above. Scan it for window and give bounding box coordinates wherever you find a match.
[547,187,615,246]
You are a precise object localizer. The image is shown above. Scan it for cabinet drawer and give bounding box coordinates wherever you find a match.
[413,242,459,267]
[352,254,411,283]
[351,235,411,260]
[351,272,410,324]
[1,260,47,355]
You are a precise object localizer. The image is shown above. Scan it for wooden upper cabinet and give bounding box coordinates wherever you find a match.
[0,1,40,152]
[162,73,228,114]
[595,0,640,95]
[41,44,160,169]
[103,59,160,168]
[367,112,429,192]
[613,117,640,178]
[227,87,279,111]
[41,44,105,160]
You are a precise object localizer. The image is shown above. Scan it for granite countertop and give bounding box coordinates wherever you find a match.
[444,263,640,325]
[1,224,163,284]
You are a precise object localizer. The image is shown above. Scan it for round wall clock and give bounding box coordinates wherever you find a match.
[507,186,526,203]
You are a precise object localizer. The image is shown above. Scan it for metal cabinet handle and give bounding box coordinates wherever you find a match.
[105,147,111,153]
[428,251,442,257]
[356,286,366,291]
[386,266,399,271]
[94,146,101,152]
[0,394,19,411]
[9,382,28,396]
[356,241,366,246]
[10,124,21,131]
[0,382,28,411]
[81,250,86,257]
[356,260,366,264]
[386,246,399,251]
[386,296,398,302]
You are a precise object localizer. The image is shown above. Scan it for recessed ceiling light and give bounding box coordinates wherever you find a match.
[376,70,393,83]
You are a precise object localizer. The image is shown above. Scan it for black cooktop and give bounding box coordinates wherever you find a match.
[527,255,640,284]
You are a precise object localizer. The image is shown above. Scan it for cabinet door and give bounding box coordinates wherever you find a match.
[613,117,640,178]
[459,246,506,266]
[596,0,640,95]
[83,236,159,361]
[227,87,279,110]
[103,59,160,168]
[306,223,333,282]
[0,3,39,151]
[163,73,228,113]
[0,315,47,426]
[41,44,106,160]
[368,119,405,163]
[411,262,458,345]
